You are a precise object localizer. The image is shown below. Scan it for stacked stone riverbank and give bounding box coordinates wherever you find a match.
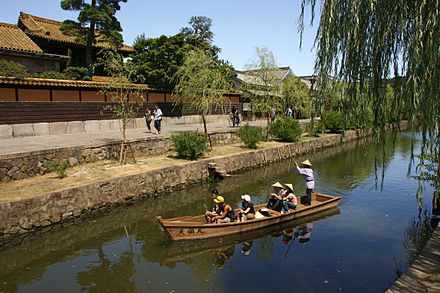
[0,123,406,244]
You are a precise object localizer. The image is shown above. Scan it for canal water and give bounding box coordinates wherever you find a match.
[0,131,435,293]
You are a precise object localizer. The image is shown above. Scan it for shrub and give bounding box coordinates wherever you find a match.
[0,60,29,78]
[47,160,69,178]
[64,67,91,81]
[322,111,345,133]
[34,71,67,79]
[236,124,264,149]
[171,131,207,160]
[270,116,302,142]
[307,120,325,137]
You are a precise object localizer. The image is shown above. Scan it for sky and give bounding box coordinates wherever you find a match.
[1,0,321,76]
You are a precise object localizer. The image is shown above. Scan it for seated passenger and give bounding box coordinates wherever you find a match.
[205,189,220,223]
[238,194,255,222]
[281,183,297,213]
[212,196,235,223]
[267,182,284,212]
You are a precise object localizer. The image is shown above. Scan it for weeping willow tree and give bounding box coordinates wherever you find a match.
[241,47,283,140]
[299,0,440,206]
[173,48,232,149]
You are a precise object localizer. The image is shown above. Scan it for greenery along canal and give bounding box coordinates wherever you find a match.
[0,131,435,293]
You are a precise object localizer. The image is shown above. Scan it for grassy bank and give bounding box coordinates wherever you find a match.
[0,141,289,203]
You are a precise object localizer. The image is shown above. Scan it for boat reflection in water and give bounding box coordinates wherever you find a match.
[154,207,338,269]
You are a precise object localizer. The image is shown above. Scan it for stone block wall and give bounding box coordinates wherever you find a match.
[0,122,407,242]
[0,130,239,183]
[0,115,231,139]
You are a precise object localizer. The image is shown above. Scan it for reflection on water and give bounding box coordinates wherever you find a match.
[403,208,434,264]
[0,131,435,293]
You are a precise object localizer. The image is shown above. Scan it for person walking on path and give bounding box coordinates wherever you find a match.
[295,159,314,205]
[153,104,163,135]
[143,107,152,133]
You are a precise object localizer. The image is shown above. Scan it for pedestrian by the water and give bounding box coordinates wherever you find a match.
[285,107,292,117]
[153,104,163,134]
[143,106,152,133]
[295,159,314,205]
[270,107,276,122]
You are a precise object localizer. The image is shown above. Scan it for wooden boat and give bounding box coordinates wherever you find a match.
[157,193,341,241]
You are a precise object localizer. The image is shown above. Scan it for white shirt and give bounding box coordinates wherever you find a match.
[296,166,315,189]
[153,108,163,121]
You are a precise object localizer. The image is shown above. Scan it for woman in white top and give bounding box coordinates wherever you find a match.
[153,104,163,134]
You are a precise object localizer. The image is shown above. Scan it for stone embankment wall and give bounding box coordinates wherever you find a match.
[0,122,406,243]
[0,129,238,183]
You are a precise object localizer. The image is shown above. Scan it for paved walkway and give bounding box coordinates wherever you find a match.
[0,120,268,156]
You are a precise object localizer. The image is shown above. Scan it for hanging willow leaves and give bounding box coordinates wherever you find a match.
[299,0,440,205]
[172,48,232,148]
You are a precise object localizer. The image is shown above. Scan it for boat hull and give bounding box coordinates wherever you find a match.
[157,193,341,241]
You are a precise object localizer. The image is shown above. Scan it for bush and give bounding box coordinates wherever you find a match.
[322,111,345,133]
[0,60,29,78]
[47,160,69,178]
[64,67,91,81]
[34,71,67,79]
[236,124,264,149]
[307,120,325,137]
[270,116,302,142]
[171,131,207,160]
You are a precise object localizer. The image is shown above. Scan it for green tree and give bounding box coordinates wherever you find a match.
[281,75,311,119]
[96,50,144,164]
[180,16,236,86]
[131,17,236,89]
[180,16,219,57]
[299,0,440,204]
[173,48,231,148]
[241,47,283,140]
[0,60,29,78]
[60,0,127,75]
[131,33,187,89]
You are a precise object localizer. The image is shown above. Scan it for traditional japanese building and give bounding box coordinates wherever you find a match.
[17,12,133,72]
[0,22,69,73]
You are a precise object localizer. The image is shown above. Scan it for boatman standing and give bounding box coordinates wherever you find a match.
[295,159,314,206]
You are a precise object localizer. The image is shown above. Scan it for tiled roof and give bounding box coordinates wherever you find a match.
[235,67,295,87]
[0,22,43,53]
[0,76,151,89]
[0,76,241,95]
[19,12,133,52]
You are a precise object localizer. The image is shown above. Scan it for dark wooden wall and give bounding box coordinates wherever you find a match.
[0,84,241,125]
[0,102,243,125]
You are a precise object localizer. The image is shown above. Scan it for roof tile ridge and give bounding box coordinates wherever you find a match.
[19,12,47,34]
[20,12,63,26]
[0,22,18,28]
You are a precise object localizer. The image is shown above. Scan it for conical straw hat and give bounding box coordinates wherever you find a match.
[284,183,294,192]
[271,182,283,188]
[301,159,312,167]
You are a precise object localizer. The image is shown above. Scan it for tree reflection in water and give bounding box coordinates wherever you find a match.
[394,208,435,279]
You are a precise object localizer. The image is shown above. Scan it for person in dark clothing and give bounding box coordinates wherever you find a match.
[231,105,240,127]
[205,189,220,223]
[238,194,255,221]
[143,107,152,133]
[267,181,284,212]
